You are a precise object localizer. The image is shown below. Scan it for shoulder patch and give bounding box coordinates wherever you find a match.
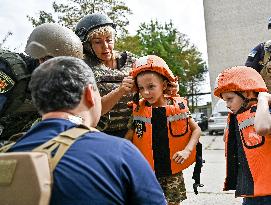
[0,71,15,93]
[248,49,257,58]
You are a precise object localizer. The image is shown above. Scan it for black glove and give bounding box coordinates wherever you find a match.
[192,142,204,194]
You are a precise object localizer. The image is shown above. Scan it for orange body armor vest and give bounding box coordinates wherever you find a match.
[224,105,271,197]
[131,97,196,177]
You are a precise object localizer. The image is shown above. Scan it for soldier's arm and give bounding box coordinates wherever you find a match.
[101,76,134,115]
[245,43,264,73]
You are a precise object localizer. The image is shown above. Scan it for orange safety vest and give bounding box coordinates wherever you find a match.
[131,96,196,177]
[224,105,271,197]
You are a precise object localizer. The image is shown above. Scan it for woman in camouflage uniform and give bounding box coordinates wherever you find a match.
[75,13,137,137]
[75,13,179,137]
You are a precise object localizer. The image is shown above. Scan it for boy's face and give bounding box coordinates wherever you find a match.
[137,72,167,107]
[221,92,244,114]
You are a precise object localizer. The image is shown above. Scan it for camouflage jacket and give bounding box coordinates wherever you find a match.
[0,50,39,142]
[260,40,271,93]
[85,51,137,134]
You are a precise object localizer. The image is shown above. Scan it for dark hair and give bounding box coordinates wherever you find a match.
[29,56,97,114]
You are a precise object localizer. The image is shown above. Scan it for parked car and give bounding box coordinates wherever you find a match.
[208,111,228,135]
[208,99,229,135]
[192,112,208,131]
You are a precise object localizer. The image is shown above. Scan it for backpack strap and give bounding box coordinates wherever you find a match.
[0,131,26,152]
[33,126,99,172]
[0,142,16,153]
[0,49,35,115]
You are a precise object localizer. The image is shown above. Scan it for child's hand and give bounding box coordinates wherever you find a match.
[172,149,191,164]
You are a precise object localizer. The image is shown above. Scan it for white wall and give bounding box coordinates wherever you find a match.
[203,0,271,108]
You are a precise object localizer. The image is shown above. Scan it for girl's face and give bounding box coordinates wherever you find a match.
[221,92,244,114]
[90,33,114,62]
[137,72,167,107]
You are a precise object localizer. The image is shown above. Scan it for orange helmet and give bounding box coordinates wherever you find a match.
[130,55,177,82]
[214,66,268,98]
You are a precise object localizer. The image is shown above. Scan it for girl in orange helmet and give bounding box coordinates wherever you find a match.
[125,55,201,205]
[214,66,271,205]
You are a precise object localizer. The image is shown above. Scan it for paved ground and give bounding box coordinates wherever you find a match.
[182,132,243,205]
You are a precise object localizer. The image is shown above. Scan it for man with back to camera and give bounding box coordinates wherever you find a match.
[7,56,166,205]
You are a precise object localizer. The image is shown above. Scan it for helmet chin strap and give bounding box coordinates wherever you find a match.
[234,92,258,114]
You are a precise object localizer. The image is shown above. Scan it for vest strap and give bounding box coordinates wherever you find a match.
[238,116,254,130]
[133,116,151,124]
[0,142,16,153]
[167,112,189,122]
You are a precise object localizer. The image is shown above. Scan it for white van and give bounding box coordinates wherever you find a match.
[208,99,229,135]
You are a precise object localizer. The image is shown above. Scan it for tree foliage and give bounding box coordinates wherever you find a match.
[27,0,132,35]
[0,31,13,48]
[116,20,207,97]
[115,35,144,56]
[28,2,207,104]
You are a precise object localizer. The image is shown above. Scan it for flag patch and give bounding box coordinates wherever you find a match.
[0,71,15,93]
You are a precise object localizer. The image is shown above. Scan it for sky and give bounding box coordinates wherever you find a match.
[0,0,211,105]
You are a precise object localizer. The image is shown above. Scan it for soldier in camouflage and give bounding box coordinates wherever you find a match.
[245,17,271,92]
[75,13,137,137]
[0,23,84,144]
[25,23,84,62]
[0,50,39,143]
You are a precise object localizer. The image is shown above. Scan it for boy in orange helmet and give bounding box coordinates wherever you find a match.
[214,66,271,205]
[125,55,201,205]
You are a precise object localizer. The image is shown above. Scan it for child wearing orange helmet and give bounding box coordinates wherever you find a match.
[214,66,271,205]
[125,55,201,205]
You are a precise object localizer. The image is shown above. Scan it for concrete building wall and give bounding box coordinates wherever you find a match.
[203,0,271,108]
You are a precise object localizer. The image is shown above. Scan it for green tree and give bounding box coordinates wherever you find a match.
[115,35,144,56]
[116,20,206,101]
[27,0,132,35]
[0,31,12,48]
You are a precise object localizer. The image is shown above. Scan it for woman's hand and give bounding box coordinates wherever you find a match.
[119,76,135,94]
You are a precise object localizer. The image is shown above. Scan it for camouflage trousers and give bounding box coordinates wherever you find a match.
[157,171,187,204]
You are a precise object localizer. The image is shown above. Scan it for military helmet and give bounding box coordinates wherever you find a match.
[25,23,84,59]
[75,13,116,43]
[130,55,177,83]
[214,66,268,98]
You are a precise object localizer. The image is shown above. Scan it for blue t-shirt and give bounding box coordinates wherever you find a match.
[9,119,166,205]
